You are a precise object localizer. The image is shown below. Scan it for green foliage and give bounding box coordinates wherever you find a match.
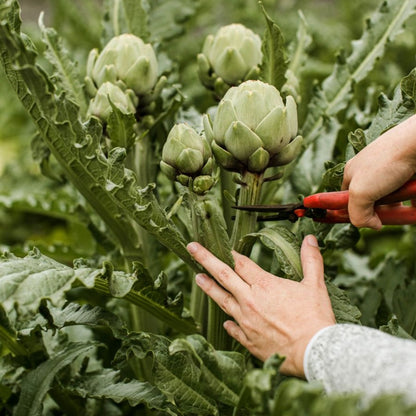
[1,0,416,414]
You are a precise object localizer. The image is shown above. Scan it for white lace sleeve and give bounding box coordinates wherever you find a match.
[304,324,416,405]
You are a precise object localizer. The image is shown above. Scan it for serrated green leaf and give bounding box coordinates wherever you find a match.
[116,332,219,415]
[51,0,101,50]
[235,355,284,415]
[291,116,341,194]
[0,3,196,268]
[14,342,98,416]
[170,335,244,406]
[149,0,199,43]
[365,80,415,144]
[121,0,150,41]
[246,226,302,281]
[287,11,312,79]
[323,224,360,250]
[326,281,361,324]
[68,368,176,413]
[192,195,233,267]
[38,13,87,114]
[107,103,137,149]
[0,249,75,315]
[392,280,416,337]
[302,0,416,145]
[259,2,288,90]
[348,129,367,154]
[282,11,311,100]
[320,162,346,192]
[401,68,416,104]
[0,250,197,333]
[40,301,128,340]
[379,317,414,340]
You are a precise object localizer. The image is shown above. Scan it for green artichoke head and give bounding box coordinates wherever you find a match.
[204,80,303,173]
[160,123,215,194]
[87,34,159,96]
[87,82,137,121]
[197,24,262,96]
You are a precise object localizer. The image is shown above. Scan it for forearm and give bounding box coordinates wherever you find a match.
[304,324,416,405]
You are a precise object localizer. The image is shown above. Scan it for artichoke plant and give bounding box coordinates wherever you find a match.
[86,34,159,96]
[160,123,215,195]
[197,24,262,97]
[204,80,303,173]
[87,82,137,121]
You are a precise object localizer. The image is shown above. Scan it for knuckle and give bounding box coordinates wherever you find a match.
[244,298,257,313]
[221,292,234,313]
[234,256,247,272]
[217,268,231,284]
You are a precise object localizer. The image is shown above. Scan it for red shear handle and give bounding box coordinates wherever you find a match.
[316,206,416,225]
[304,179,416,210]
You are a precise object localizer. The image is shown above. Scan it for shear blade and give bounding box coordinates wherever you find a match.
[232,203,302,213]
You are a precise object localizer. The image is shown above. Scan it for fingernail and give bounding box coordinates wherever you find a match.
[195,273,207,286]
[187,242,198,254]
[305,234,319,247]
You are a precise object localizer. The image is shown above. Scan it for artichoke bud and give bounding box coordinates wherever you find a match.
[210,80,303,173]
[161,123,215,193]
[86,34,159,97]
[198,24,262,95]
[193,175,215,194]
[87,82,137,122]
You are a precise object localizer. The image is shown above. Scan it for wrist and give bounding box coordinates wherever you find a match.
[286,324,336,378]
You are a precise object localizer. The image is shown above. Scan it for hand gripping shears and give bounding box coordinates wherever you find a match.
[233,179,416,225]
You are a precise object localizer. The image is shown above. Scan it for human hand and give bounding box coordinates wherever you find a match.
[186,235,336,378]
[342,115,416,229]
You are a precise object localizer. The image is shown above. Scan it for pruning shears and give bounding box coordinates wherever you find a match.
[233,179,416,225]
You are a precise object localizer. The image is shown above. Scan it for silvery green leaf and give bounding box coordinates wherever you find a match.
[245,225,302,281]
[0,250,197,334]
[14,342,99,416]
[68,368,176,413]
[116,332,220,415]
[365,81,415,144]
[40,301,128,340]
[38,13,87,114]
[259,2,288,90]
[302,0,416,146]
[0,8,196,269]
[170,335,243,406]
[326,281,362,324]
[107,103,137,149]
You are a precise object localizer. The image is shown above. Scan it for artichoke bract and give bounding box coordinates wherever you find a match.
[87,82,137,121]
[198,24,262,96]
[204,80,303,173]
[86,34,158,96]
[160,124,215,195]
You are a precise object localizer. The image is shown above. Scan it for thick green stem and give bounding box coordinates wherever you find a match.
[219,169,236,236]
[189,191,233,350]
[0,325,27,357]
[126,137,159,275]
[231,171,265,255]
[189,191,209,336]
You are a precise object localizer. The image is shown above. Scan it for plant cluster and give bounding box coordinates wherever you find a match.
[1,0,416,415]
